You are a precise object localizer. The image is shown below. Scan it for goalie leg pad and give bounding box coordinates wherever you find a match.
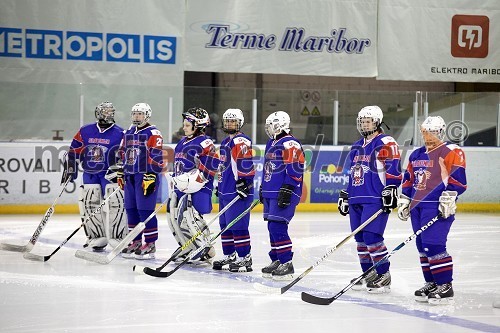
[79,184,107,250]
[104,184,128,248]
[166,191,191,257]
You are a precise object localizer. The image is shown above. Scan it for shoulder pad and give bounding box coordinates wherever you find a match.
[232,136,251,146]
[150,129,162,136]
[283,140,301,149]
[200,138,214,148]
[445,143,460,150]
[380,135,397,144]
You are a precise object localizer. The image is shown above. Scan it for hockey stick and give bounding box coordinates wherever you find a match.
[133,195,241,274]
[0,178,71,253]
[253,208,384,295]
[74,196,170,264]
[23,187,121,262]
[301,214,440,305]
[143,199,259,278]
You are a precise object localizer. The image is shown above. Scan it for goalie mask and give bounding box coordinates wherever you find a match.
[131,103,152,127]
[222,108,245,134]
[265,111,290,139]
[182,107,210,138]
[357,105,383,138]
[95,102,115,125]
[421,116,446,148]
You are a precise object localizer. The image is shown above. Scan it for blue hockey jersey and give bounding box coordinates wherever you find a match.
[69,123,124,173]
[174,135,219,194]
[217,133,255,200]
[401,142,467,209]
[261,134,305,200]
[347,133,402,204]
[120,125,164,174]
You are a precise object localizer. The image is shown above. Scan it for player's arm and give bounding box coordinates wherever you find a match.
[142,129,164,196]
[443,147,467,196]
[231,137,255,198]
[378,139,402,211]
[278,140,305,208]
[61,130,84,184]
[197,138,219,178]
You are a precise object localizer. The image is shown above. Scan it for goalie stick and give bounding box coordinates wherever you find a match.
[74,196,170,264]
[253,208,384,295]
[133,195,240,274]
[301,214,440,305]
[0,178,71,253]
[23,187,121,262]
[143,199,259,278]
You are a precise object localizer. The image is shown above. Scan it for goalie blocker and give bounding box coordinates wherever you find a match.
[79,183,128,251]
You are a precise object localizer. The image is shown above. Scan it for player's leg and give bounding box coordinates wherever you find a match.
[212,198,237,270]
[227,197,253,272]
[420,208,455,305]
[121,174,142,258]
[134,173,160,259]
[80,173,107,251]
[261,198,281,278]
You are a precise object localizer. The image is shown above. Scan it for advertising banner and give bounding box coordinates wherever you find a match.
[378,0,500,82]
[185,0,378,77]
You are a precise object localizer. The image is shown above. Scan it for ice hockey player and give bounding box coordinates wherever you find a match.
[398,116,467,305]
[212,108,255,272]
[119,103,164,259]
[337,105,401,293]
[168,107,219,264]
[260,111,305,280]
[61,101,126,251]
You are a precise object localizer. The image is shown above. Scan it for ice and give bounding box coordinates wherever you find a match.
[1,212,499,332]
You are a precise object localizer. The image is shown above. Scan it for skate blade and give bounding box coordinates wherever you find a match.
[262,273,273,279]
[428,297,454,305]
[229,266,253,273]
[414,296,429,302]
[272,274,294,281]
[134,254,156,260]
[367,286,391,294]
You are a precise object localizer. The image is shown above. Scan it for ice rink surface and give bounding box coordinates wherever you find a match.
[1,211,499,333]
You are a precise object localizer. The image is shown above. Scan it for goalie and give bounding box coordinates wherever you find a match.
[61,102,127,251]
[167,107,220,263]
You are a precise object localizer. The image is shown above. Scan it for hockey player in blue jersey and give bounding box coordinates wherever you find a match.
[212,109,255,272]
[260,111,305,280]
[167,107,219,264]
[398,116,467,304]
[119,103,164,259]
[61,102,127,251]
[338,105,402,293]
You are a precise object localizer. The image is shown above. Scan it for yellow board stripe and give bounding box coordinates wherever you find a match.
[0,203,498,214]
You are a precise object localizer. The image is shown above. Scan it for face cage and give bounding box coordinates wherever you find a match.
[421,128,445,142]
[96,108,115,124]
[357,117,379,137]
[222,119,242,134]
[131,111,149,127]
[265,123,277,139]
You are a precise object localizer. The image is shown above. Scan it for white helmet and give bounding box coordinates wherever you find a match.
[357,105,383,137]
[222,108,244,134]
[265,111,291,139]
[421,116,446,141]
[131,103,152,127]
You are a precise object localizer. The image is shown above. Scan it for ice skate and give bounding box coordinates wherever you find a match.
[351,269,377,291]
[272,261,294,281]
[366,271,391,293]
[261,260,280,278]
[428,283,454,305]
[134,242,156,260]
[212,252,237,270]
[229,254,252,272]
[121,240,141,259]
[414,282,437,302]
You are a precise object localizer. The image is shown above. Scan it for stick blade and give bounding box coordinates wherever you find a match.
[143,267,171,278]
[74,250,111,264]
[23,252,47,262]
[253,282,285,295]
[0,242,29,252]
[301,292,333,305]
[132,265,152,275]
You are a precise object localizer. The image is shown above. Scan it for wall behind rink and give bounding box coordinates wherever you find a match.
[0,143,498,213]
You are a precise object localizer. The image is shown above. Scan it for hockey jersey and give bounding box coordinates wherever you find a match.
[261,134,305,200]
[121,125,164,174]
[217,133,255,200]
[174,135,219,194]
[402,142,467,209]
[347,133,402,204]
[69,123,124,173]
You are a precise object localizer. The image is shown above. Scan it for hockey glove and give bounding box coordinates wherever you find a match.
[337,189,349,216]
[214,186,218,197]
[105,164,121,184]
[438,191,458,219]
[382,185,398,212]
[61,158,78,185]
[142,173,157,196]
[236,179,250,199]
[397,194,411,221]
[277,184,294,208]
[116,168,125,190]
[259,185,263,203]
